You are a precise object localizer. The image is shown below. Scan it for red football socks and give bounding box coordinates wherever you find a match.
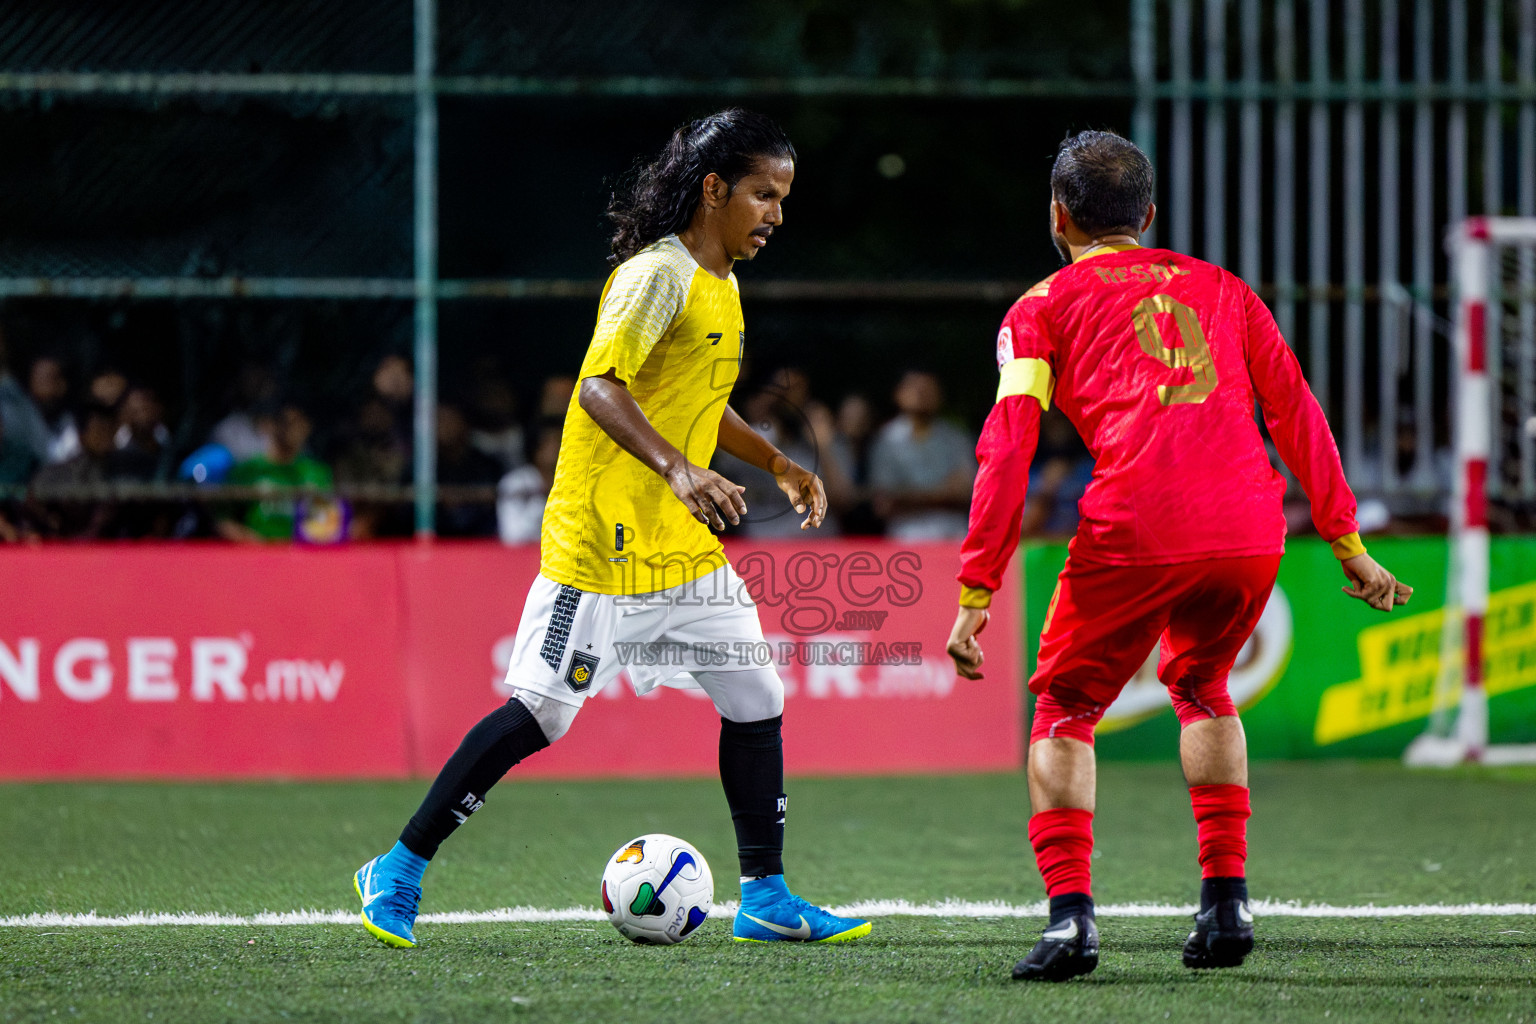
[1189,783,1250,879]
[1028,807,1094,898]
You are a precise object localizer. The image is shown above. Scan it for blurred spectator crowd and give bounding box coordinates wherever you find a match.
[0,319,1115,546]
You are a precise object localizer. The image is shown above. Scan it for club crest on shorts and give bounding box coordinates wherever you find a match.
[566,650,600,693]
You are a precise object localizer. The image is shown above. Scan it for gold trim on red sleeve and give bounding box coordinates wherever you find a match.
[959,585,993,609]
[1330,532,1366,560]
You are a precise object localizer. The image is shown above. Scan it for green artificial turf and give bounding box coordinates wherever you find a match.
[1,762,1533,1023]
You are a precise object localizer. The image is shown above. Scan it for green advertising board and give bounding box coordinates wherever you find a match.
[1020,537,1536,759]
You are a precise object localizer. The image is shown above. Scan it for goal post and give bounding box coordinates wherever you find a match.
[1404,216,1536,767]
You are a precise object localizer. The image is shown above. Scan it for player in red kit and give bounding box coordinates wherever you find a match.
[946,130,1413,982]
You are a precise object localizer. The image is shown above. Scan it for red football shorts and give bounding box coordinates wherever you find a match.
[1029,553,1282,744]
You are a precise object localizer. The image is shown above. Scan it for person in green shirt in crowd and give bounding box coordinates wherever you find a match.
[217,402,333,542]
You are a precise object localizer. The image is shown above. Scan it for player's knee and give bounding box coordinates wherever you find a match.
[1029,688,1104,745]
[708,668,784,723]
[732,677,784,722]
[512,689,581,743]
[1169,678,1237,727]
[756,673,785,720]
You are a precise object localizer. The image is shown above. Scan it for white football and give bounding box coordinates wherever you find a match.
[600,833,714,945]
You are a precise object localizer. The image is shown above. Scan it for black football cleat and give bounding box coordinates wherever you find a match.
[1012,914,1100,982]
[1182,898,1255,969]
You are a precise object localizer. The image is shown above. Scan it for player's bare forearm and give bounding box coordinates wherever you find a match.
[717,405,827,528]
[717,405,789,474]
[578,370,746,529]
[579,371,687,476]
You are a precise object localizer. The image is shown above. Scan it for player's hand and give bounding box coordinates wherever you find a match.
[772,458,828,530]
[946,606,990,680]
[1340,552,1413,612]
[664,461,748,531]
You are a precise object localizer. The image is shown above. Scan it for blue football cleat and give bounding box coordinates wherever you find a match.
[354,854,422,948]
[733,875,872,944]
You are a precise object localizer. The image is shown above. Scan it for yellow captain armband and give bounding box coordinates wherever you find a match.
[1330,532,1366,560]
[996,357,1054,410]
[959,585,993,609]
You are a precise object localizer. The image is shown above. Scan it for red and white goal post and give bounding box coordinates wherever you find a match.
[1405,216,1536,767]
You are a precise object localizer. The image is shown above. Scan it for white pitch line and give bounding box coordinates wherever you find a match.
[833,899,1536,919]
[2,899,1534,929]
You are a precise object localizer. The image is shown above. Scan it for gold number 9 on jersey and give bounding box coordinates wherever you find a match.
[1131,294,1217,405]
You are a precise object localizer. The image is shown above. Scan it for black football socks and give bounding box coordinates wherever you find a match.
[1049,893,1096,927]
[398,698,550,859]
[399,703,788,876]
[1201,876,1249,911]
[718,714,787,878]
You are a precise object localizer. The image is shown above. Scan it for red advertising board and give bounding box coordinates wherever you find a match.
[0,540,1020,779]
[0,546,409,777]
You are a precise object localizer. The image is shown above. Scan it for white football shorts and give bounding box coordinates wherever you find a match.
[503,564,781,721]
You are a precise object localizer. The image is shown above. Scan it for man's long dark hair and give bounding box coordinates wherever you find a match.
[1050,130,1154,237]
[606,109,796,266]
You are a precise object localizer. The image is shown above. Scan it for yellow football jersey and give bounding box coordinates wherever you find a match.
[540,236,745,595]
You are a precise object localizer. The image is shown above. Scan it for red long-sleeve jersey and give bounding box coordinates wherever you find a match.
[958,244,1361,598]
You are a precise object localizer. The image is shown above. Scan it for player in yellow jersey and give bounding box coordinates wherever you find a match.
[354,109,872,948]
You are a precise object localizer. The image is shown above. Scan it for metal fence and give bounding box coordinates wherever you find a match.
[5,1,1536,530]
[1130,0,1536,517]
[0,0,1150,535]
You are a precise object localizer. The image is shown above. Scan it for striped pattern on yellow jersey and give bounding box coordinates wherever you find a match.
[540,236,745,595]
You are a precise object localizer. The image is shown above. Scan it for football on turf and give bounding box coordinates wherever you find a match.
[600,833,714,944]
